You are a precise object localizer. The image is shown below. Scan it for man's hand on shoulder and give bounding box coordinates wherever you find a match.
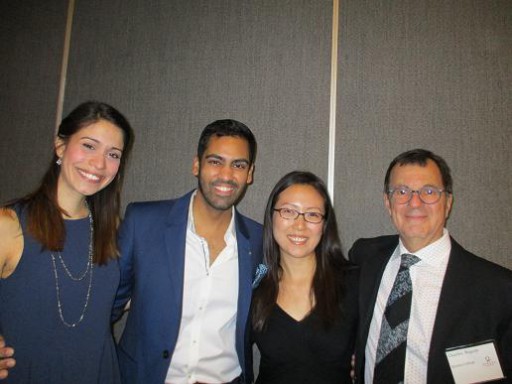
[0,335,15,379]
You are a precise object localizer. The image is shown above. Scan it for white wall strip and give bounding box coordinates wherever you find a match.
[327,0,339,200]
[55,0,75,133]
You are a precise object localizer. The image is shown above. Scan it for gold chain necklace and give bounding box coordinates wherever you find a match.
[50,207,94,328]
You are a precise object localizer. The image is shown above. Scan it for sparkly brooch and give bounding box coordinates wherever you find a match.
[252,263,268,289]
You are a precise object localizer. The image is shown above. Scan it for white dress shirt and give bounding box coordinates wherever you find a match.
[166,192,240,384]
[365,229,452,383]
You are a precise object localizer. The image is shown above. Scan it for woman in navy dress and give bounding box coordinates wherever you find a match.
[252,171,358,383]
[0,101,134,383]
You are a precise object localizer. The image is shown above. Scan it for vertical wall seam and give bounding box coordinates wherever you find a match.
[55,0,75,133]
[328,0,339,200]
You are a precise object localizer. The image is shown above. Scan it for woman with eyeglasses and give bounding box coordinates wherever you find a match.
[0,101,134,383]
[251,171,358,383]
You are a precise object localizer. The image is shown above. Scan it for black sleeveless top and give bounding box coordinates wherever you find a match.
[253,269,359,384]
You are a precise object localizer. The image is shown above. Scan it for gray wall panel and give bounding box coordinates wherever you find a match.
[0,1,68,203]
[336,0,512,268]
[64,0,332,223]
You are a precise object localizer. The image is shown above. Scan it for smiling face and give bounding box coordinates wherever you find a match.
[384,159,453,252]
[272,184,325,261]
[55,119,124,202]
[192,135,254,212]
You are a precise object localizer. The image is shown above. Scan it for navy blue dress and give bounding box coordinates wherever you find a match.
[0,205,120,383]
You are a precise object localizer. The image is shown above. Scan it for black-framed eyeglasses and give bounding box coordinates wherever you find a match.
[274,208,324,224]
[387,185,448,204]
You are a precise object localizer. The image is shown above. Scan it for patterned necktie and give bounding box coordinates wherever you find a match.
[374,253,420,383]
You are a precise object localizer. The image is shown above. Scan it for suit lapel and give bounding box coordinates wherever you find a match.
[234,211,256,373]
[234,211,254,329]
[360,239,398,344]
[164,192,191,308]
[427,239,470,382]
[354,237,398,381]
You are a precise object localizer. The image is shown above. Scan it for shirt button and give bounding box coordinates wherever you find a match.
[162,350,169,359]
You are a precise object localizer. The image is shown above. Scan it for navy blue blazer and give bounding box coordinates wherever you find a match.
[349,235,512,384]
[113,191,263,384]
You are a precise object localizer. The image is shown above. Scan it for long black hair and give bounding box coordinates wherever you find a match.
[252,171,349,331]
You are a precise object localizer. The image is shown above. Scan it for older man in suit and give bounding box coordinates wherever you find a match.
[350,148,512,384]
[112,119,263,384]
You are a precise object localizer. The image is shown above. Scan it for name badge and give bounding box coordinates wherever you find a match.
[445,340,505,384]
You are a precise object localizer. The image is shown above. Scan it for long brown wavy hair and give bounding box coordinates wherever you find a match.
[11,101,134,265]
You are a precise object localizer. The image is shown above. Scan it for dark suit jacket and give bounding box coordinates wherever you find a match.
[349,235,512,384]
[112,191,263,384]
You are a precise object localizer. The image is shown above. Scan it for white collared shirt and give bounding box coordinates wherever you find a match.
[166,192,240,384]
[365,229,451,383]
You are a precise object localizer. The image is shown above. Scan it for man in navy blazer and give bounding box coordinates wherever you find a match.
[113,120,263,384]
[350,149,512,383]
